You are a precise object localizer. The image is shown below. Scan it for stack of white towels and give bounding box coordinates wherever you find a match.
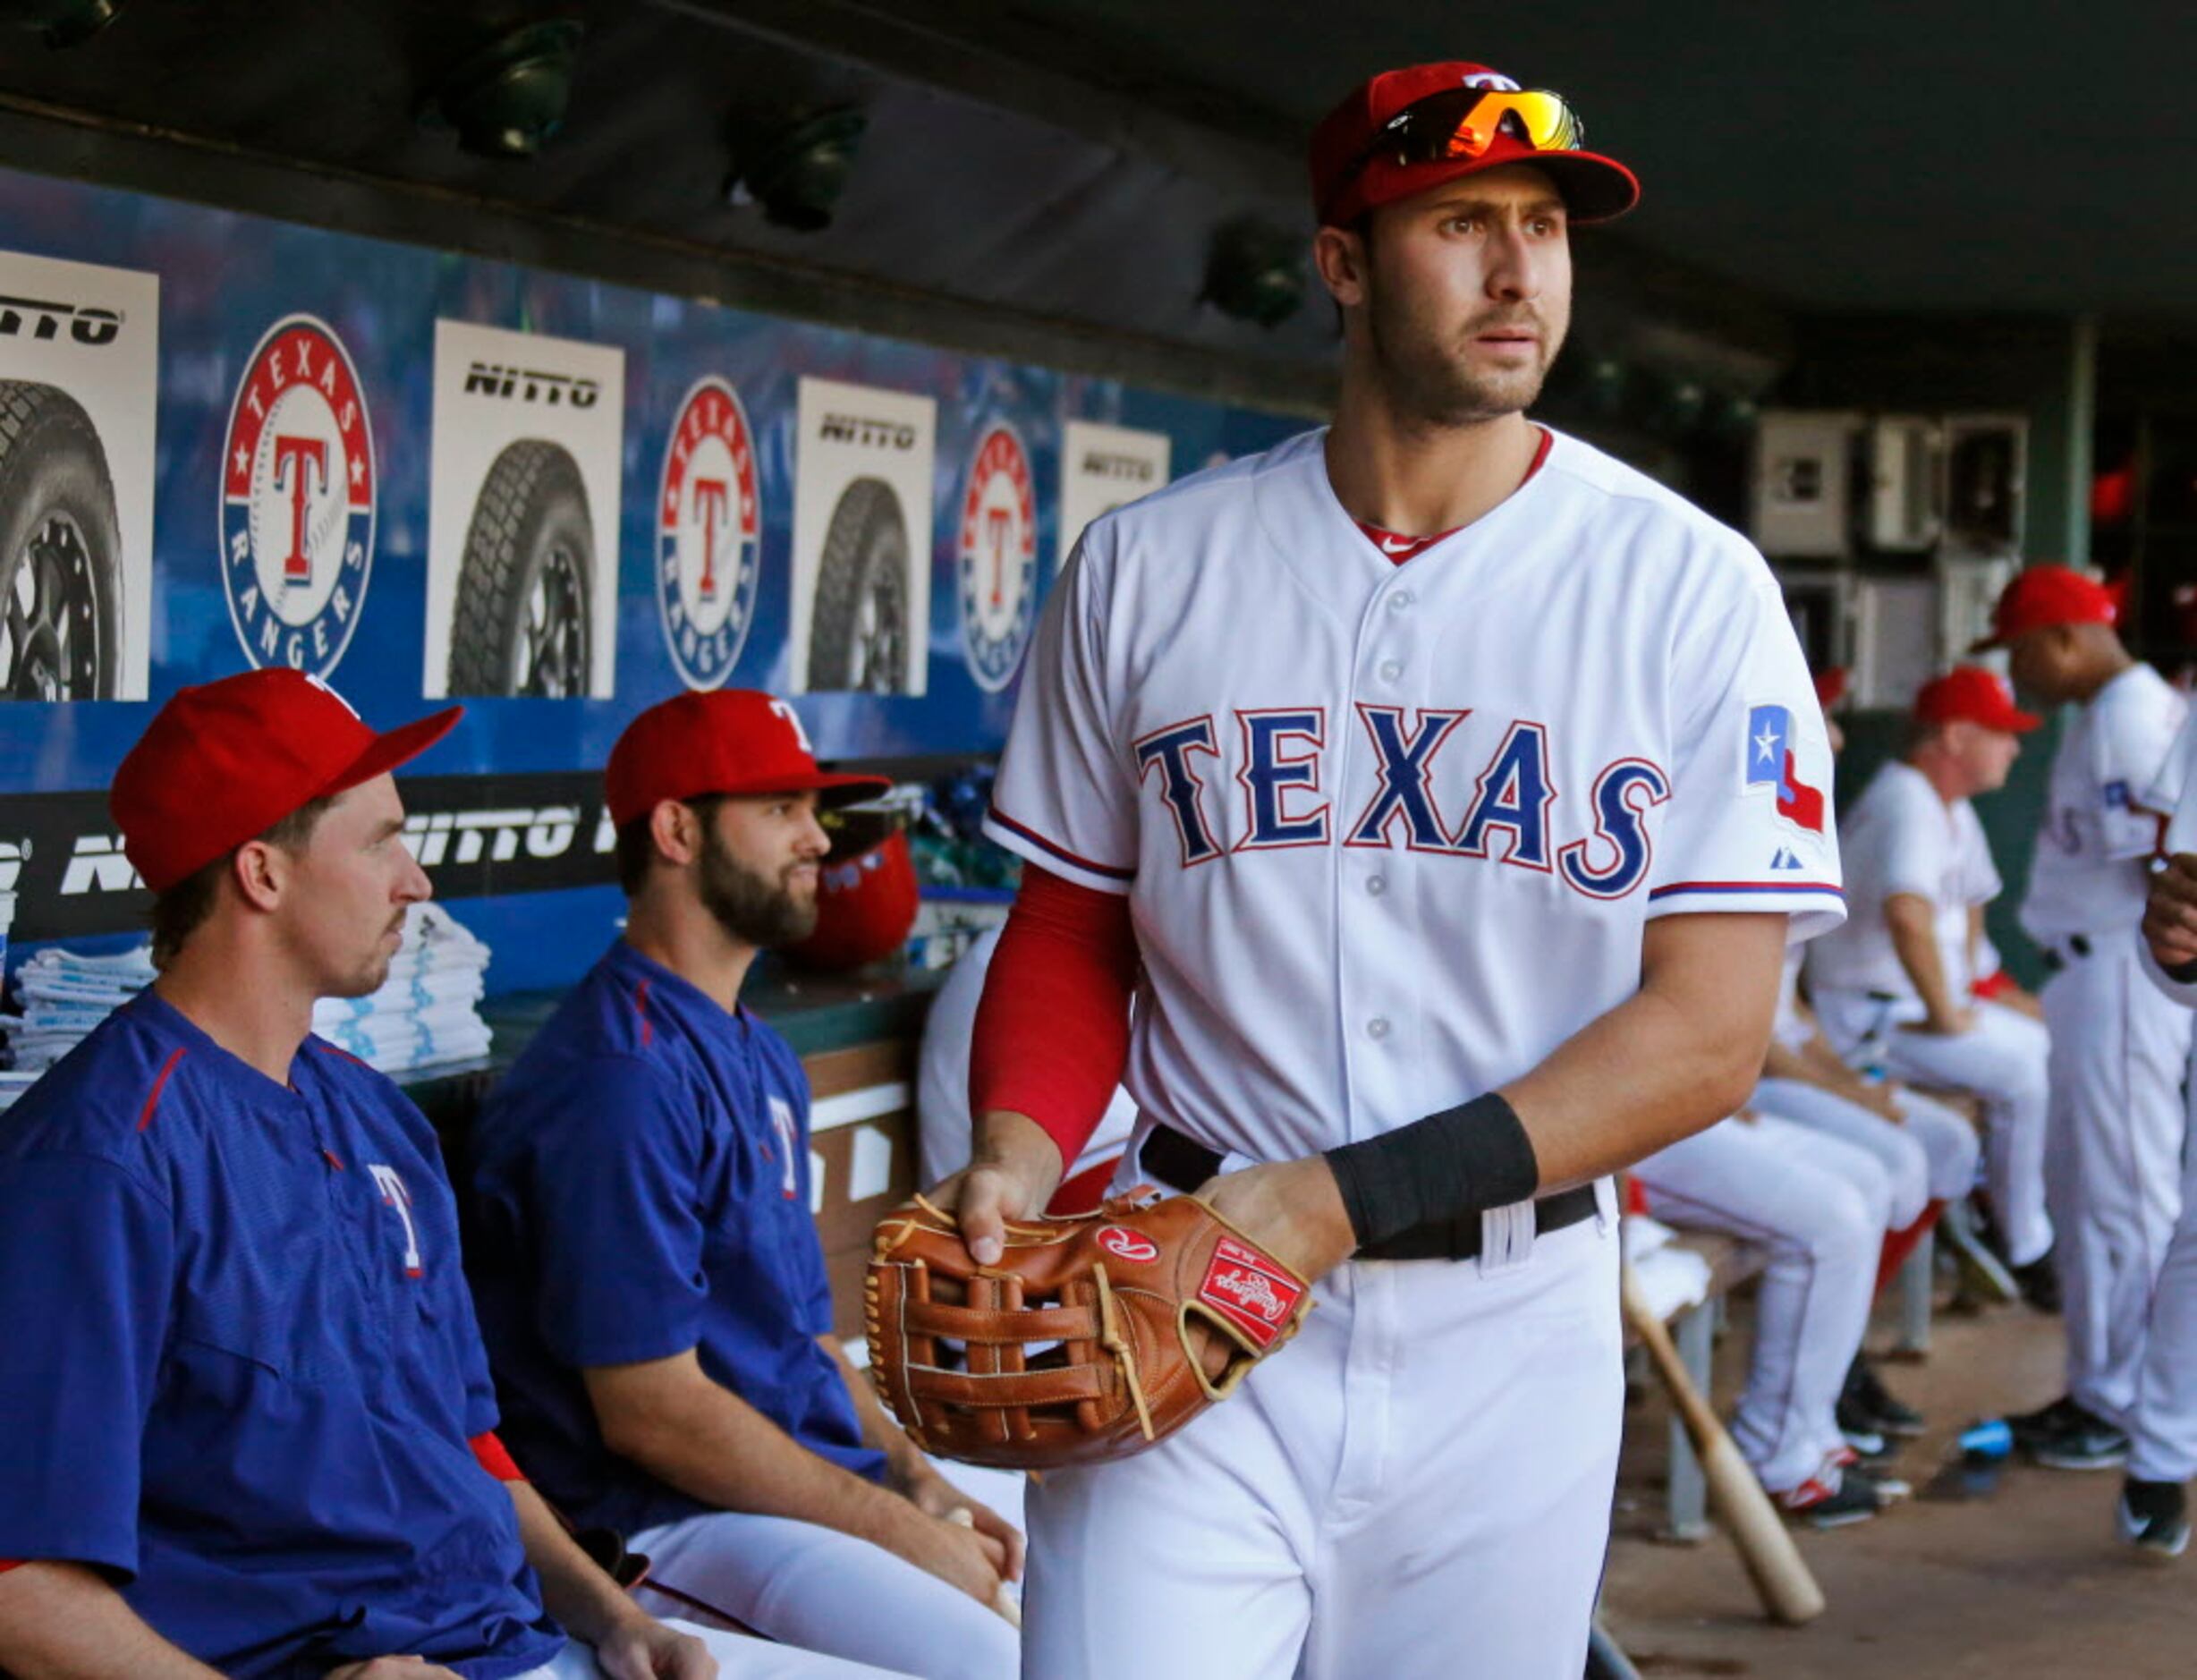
[0,904,494,1108]
[310,903,494,1073]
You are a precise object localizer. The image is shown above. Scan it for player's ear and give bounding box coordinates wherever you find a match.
[230,838,286,913]
[648,797,704,870]
[1313,222,1370,311]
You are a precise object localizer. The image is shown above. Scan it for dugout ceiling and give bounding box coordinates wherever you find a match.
[0,1,2180,403]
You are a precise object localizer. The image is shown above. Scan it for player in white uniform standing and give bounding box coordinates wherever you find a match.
[1984,566,2193,1470]
[2125,711,2197,1556]
[1805,667,2057,1303]
[929,61,1842,1678]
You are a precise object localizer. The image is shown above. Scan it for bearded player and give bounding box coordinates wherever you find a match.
[931,61,1843,1679]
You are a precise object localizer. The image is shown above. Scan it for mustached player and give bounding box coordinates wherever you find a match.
[929,61,1842,1677]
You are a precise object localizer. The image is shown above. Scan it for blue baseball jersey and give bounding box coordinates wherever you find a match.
[0,991,564,1680]
[468,940,884,1537]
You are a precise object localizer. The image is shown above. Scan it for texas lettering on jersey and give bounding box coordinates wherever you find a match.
[1119,703,1672,900]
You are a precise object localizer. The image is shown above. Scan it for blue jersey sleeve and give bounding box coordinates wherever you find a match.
[524,1055,710,1370]
[0,1154,174,1575]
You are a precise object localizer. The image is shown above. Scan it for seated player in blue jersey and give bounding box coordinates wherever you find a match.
[466,691,1022,1680]
[0,670,898,1680]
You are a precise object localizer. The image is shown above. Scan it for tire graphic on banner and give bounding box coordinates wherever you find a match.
[0,379,121,700]
[218,313,376,678]
[956,421,1038,692]
[657,376,761,691]
[445,438,593,698]
[808,476,910,694]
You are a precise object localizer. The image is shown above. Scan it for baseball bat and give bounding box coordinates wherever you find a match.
[1620,1264,1826,1626]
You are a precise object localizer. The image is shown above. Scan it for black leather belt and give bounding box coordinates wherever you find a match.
[1141,1122,1599,1262]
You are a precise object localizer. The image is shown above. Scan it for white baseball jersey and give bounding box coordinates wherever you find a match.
[985,426,1844,1163]
[2021,662,2184,943]
[1804,760,1995,1007]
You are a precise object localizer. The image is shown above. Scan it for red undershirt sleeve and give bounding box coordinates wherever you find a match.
[470,1430,526,1482]
[970,863,1139,1169]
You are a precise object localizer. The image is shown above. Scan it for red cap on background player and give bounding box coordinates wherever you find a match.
[1812,666,1851,713]
[1913,666,2041,734]
[1309,63,1640,230]
[784,829,920,972]
[1970,564,2119,651]
[111,669,462,894]
[606,689,891,829]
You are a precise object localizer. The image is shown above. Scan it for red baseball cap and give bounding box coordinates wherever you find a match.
[606,690,891,828]
[1812,666,1851,713]
[1970,564,2118,651]
[1310,63,1639,230]
[111,669,462,893]
[784,829,920,972]
[1913,666,2041,734]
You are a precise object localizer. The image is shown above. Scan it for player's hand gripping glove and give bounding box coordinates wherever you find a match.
[866,1191,1313,1469]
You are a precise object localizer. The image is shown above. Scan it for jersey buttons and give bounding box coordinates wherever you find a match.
[1386,591,1415,614]
[1378,659,1404,683]
[1366,874,1387,896]
[1366,1016,1391,1040]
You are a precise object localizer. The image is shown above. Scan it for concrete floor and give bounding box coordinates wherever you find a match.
[1600,1287,2197,1678]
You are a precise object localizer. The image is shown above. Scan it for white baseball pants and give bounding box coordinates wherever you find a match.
[1752,1075,1980,1229]
[2040,938,2193,1425]
[625,1460,1026,1680]
[2132,1103,2197,1483]
[1814,994,2054,1267]
[1633,1116,1889,1493]
[518,1618,912,1677]
[1019,1204,1624,1680]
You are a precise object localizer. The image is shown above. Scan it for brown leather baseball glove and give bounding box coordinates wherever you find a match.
[865,1191,1314,1470]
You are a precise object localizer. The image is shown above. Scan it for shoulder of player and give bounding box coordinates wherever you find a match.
[0,1009,221,1196]
[1078,435,1298,566]
[1539,429,1762,563]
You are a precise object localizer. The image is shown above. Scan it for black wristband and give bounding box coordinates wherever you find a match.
[1321,1092,1541,1252]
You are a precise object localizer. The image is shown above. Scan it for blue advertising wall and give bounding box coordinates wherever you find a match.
[0,166,1305,991]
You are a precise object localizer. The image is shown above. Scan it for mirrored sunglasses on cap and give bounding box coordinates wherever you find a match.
[1351,86,1586,181]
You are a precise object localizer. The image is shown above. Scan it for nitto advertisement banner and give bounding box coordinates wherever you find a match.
[0,165,1302,981]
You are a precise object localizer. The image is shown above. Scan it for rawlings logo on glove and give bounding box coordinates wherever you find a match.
[866,1192,1313,1471]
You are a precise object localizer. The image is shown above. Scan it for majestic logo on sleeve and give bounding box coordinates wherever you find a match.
[220,315,376,678]
[657,377,763,690]
[1744,704,1826,834]
[957,423,1039,692]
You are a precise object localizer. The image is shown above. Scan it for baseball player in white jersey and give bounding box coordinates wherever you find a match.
[927,61,1842,1678]
[2125,710,2197,1556]
[1805,667,2058,1302]
[1984,566,2193,1471]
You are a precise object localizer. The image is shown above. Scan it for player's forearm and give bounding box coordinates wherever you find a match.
[507,1480,652,1650]
[820,1334,926,1483]
[1497,912,1786,1187]
[592,1361,929,1556]
[1886,895,1959,1021]
[0,1561,224,1680]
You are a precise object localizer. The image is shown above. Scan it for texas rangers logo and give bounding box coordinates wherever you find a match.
[1744,704,1826,834]
[1098,1226,1159,1264]
[219,314,376,678]
[957,422,1039,692]
[1197,1237,1305,1350]
[366,1163,423,1278]
[657,377,762,690]
[768,1095,801,1201]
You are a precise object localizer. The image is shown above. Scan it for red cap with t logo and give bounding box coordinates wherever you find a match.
[605,690,891,829]
[1913,666,2041,734]
[1309,62,1639,229]
[111,669,462,892]
[1970,564,2119,651]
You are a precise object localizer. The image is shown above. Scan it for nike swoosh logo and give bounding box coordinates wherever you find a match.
[1377,533,1416,556]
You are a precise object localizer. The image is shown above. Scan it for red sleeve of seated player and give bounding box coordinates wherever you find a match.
[471,1431,526,1482]
[969,863,1139,1170]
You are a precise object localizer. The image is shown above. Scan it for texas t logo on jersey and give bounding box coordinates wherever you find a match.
[366,1163,423,1278]
[1745,704,1826,834]
[768,1096,800,1201]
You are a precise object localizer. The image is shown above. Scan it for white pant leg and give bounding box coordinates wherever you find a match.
[1891,1087,1983,1203]
[1633,1117,1879,1491]
[1023,1214,1623,1680]
[2133,1109,2197,1483]
[518,1620,913,1679]
[1875,1001,2055,1266]
[1752,1075,1930,1228]
[629,1511,1018,1680]
[2040,946,2193,1424]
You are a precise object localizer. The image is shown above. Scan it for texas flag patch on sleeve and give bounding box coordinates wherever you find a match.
[1198,1236,1307,1350]
[1744,704,1826,835]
